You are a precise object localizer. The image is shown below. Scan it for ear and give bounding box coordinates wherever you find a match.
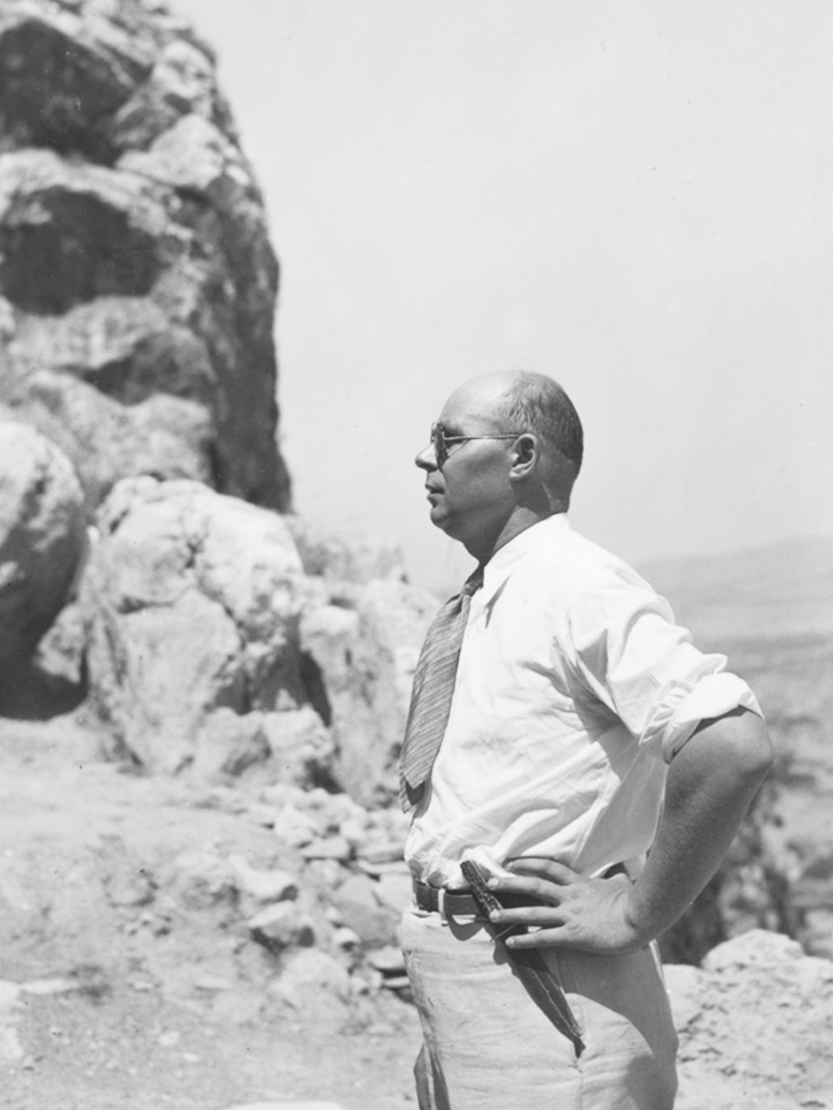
[508,434,538,480]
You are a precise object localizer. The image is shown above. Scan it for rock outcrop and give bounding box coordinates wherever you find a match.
[300,579,438,807]
[81,476,437,800]
[83,476,312,774]
[0,0,291,516]
[0,417,85,665]
[0,0,444,806]
[667,929,833,1108]
[286,516,408,586]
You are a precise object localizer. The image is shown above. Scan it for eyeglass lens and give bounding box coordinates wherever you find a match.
[430,424,448,465]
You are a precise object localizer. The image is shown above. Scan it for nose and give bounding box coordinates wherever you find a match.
[415,441,437,471]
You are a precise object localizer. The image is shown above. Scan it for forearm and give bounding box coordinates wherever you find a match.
[623,707,774,943]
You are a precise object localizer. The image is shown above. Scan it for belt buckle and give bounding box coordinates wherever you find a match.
[413,878,441,915]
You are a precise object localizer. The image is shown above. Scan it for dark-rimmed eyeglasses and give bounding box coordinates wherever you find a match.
[429,422,523,467]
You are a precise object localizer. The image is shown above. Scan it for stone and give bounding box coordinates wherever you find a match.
[0,418,86,663]
[367,946,406,975]
[276,948,350,992]
[228,855,298,906]
[286,516,407,584]
[267,949,351,1011]
[358,838,408,867]
[162,849,236,912]
[192,708,271,783]
[302,785,370,831]
[339,817,368,848]
[380,975,411,992]
[0,367,215,512]
[333,926,361,951]
[300,578,438,805]
[270,804,318,849]
[19,979,77,996]
[701,927,805,973]
[666,929,833,1107]
[329,873,399,948]
[31,597,88,687]
[260,706,335,787]
[300,837,352,863]
[82,477,310,773]
[304,858,345,891]
[0,0,291,515]
[374,870,414,915]
[248,902,315,952]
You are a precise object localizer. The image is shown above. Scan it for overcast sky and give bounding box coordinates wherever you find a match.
[174,0,833,593]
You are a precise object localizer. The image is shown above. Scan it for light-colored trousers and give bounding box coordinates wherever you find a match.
[400,906,678,1110]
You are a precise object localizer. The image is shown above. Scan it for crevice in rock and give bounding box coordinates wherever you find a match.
[299,650,332,728]
[0,17,142,163]
[0,188,160,314]
[0,656,87,719]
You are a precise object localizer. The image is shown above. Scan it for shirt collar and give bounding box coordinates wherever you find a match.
[479,513,571,606]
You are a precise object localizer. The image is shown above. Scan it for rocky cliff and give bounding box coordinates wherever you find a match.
[0,0,291,514]
[0,0,439,806]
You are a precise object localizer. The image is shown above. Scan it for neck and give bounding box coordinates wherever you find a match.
[464,506,557,565]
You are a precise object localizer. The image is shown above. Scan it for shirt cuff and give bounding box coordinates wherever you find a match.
[661,673,764,762]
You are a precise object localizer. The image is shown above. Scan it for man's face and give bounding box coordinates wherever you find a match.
[415,378,519,557]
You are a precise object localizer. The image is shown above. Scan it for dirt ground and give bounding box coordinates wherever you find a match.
[0,713,423,1110]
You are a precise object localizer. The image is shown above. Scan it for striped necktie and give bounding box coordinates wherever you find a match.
[399,566,484,811]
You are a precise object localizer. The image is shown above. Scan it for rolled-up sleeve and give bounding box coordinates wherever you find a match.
[565,568,764,762]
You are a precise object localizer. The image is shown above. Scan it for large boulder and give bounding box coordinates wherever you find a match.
[0,418,85,665]
[0,367,215,509]
[81,474,438,798]
[0,0,290,515]
[300,579,438,806]
[286,516,408,585]
[666,929,833,1108]
[82,477,312,773]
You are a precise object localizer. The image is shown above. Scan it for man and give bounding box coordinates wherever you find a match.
[399,370,773,1110]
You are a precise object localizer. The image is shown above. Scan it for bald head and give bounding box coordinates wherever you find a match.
[450,370,583,508]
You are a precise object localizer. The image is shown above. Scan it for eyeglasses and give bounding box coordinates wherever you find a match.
[429,422,523,467]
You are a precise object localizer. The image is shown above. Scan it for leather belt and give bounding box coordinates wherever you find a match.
[413,879,480,917]
[412,878,542,918]
[412,862,629,919]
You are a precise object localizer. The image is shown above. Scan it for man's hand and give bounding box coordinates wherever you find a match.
[486,858,647,955]
[488,709,773,957]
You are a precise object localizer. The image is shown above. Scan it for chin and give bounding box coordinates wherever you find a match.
[429,507,453,533]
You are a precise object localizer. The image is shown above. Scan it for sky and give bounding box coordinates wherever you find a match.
[173,0,833,593]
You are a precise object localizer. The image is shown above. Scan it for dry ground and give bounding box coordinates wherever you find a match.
[0,713,422,1110]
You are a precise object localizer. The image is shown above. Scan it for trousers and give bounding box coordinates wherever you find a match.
[400,906,678,1110]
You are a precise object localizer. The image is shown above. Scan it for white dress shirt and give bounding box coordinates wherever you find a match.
[405,514,762,889]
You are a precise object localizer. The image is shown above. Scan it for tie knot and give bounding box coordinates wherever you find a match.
[461,565,484,597]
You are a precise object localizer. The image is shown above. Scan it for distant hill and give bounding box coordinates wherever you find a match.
[638,534,833,644]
